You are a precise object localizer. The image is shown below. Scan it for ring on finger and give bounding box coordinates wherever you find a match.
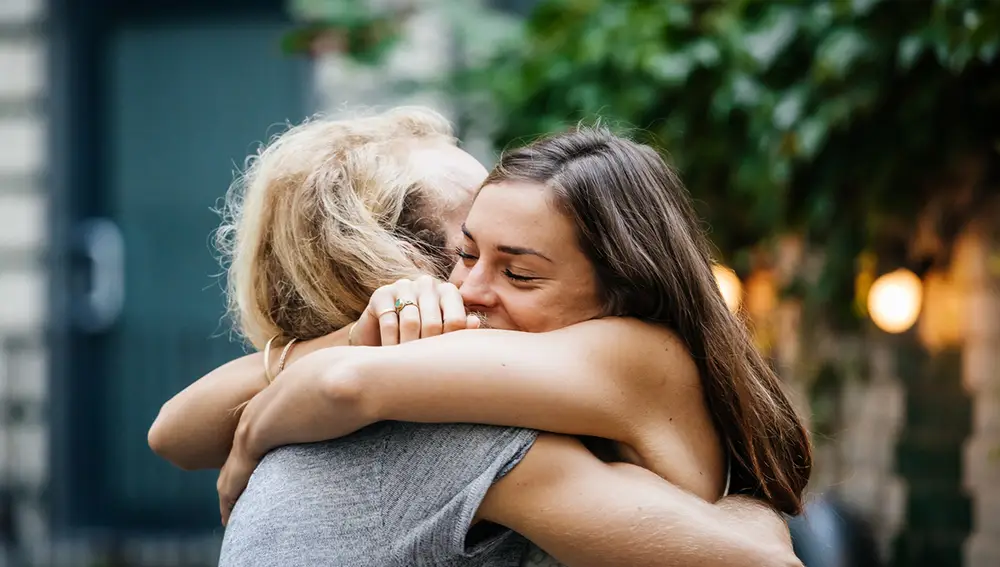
[394,298,417,315]
[374,307,397,318]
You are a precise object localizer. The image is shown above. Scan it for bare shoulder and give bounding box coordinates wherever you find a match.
[552,319,723,500]
[476,433,601,524]
[717,496,793,548]
[495,433,598,492]
[551,317,700,394]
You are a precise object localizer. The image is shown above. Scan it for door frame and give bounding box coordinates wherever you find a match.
[47,0,295,535]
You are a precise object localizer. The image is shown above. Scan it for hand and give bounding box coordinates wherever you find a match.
[216,347,373,526]
[217,436,259,526]
[352,275,480,346]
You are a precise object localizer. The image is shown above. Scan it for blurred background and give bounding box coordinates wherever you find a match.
[0,0,997,565]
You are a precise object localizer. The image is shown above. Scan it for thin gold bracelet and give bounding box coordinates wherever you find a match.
[262,334,278,384]
[276,338,298,377]
[347,322,358,346]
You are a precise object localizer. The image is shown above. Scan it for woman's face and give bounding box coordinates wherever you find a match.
[449,181,604,332]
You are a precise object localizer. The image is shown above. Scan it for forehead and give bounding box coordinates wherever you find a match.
[467,181,576,248]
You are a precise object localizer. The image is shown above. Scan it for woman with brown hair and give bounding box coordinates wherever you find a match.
[150,108,807,566]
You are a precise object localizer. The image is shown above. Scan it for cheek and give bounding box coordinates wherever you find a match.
[500,291,592,333]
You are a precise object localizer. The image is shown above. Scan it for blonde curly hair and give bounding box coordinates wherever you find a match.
[216,107,471,350]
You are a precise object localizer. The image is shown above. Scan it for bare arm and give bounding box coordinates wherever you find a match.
[239,318,721,498]
[147,326,351,470]
[247,319,699,445]
[480,434,800,567]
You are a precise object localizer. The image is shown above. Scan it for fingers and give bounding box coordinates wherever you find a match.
[416,276,443,339]
[218,451,258,526]
[368,285,399,347]
[218,467,238,526]
[394,279,420,344]
[220,496,234,526]
[366,277,475,346]
[439,282,467,334]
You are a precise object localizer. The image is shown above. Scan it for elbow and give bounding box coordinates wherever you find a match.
[147,403,198,471]
[760,544,803,567]
[147,404,172,458]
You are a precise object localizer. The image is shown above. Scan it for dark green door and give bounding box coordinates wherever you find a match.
[52,0,308,532]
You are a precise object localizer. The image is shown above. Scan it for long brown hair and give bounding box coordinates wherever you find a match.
[485,127,812,515]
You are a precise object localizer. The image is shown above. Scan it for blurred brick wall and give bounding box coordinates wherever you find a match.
[835,341,907,561]
[957,228,1000,567]
[0,0,49,559]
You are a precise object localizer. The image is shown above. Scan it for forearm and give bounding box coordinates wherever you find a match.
[554,470,795,567]
[235,345,377,460]
[149,326,352,469]
[148,353,268,470]
[353,324,637,442]
[481,435,799,567]
[231,331,622,461]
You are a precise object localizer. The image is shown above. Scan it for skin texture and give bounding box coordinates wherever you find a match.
[222,346,800,567]
[452,181,606,332]
[147,325,351,470]
[479,435,798,567]
[223,317,724,509]
[151,144,802,567]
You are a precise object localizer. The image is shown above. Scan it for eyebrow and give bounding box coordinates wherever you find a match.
[462,223,553,263]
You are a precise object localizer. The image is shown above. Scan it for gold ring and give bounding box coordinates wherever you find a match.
[394,298,417,314]
[374,307,396,319]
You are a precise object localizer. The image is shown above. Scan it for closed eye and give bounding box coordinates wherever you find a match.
[455,247,478,261]
[503,269,537,282]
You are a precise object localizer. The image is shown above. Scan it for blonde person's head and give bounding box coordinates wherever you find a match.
[216,107,485,349]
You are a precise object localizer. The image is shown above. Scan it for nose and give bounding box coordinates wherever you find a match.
[458,262,499,311]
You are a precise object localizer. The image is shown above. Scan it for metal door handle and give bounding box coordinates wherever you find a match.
[73,218,125,333]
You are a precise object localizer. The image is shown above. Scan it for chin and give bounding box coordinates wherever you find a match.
[470,313,518,331]
[469,312,492,329]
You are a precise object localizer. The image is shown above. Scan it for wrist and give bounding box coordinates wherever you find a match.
[233,397,267,461]
[232,417,256,461]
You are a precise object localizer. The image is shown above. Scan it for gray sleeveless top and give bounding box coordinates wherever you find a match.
[219,422,537,566]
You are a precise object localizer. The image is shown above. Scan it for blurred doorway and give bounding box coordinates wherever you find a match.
[50,0,309,534]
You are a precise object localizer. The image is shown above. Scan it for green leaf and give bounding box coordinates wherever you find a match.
[980,39,999,62]
[744,8,800,70]
[963,9,982,30]
[815,28,871,81]
[898,35,925,70]
[805,2,836,34]
[646,52,694,85]
[949,43,974,70]
[851,0,884,16]
[686,39,722,68]
[290,0,373,23]
[773,87,807,130]
[666,3,693,27]
[796,117,830,159]
[731,73,765,108]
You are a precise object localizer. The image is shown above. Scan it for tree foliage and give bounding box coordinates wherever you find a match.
[469,0,1000,326]
[284,0,410,62]
[293,0,1000,327]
